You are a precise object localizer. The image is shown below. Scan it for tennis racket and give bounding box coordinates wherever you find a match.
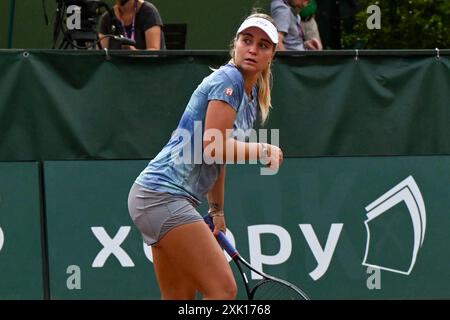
[204,214,310,300]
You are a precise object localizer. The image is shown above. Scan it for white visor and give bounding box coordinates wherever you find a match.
[236,17,278,44]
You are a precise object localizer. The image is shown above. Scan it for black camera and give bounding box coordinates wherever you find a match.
[65,0,101,32]
[52,0,115,49]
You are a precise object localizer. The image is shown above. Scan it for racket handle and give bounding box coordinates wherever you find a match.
[203,214,238,257]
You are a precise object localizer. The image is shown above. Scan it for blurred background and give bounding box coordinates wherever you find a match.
[1,0,449,50]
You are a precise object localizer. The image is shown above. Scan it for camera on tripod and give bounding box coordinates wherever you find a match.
[53,0,116,49]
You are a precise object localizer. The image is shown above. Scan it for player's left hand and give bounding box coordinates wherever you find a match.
[212,214,226,236]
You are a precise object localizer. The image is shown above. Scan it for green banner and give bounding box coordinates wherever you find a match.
[0,51,449,161]
[44,160,156,299]
[271,54,450,157]
[224,156,448,299]
[0,162,44,299]
[43,157,450,299]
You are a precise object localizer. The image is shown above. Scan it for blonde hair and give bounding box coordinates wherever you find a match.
[230,13,276,125]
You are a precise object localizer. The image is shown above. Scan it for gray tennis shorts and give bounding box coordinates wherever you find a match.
[127,183,203,245]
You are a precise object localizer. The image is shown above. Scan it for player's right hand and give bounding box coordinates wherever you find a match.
[267,144,283,170]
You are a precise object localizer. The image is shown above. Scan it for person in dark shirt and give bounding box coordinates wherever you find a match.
[98,0,165,50]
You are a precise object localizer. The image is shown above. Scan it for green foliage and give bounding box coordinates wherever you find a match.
[342,0,450,49]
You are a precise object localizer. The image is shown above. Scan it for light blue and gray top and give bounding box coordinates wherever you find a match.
[135,63,259,206]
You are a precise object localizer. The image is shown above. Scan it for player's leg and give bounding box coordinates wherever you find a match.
[128,184,235,299]
[128,184,197,299]
[150,244,197,299]
[155,221,237,300]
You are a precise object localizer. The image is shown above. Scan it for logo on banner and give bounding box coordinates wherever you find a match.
[81,176,428,293]
[0,227,4,252]
[362,175,426,275]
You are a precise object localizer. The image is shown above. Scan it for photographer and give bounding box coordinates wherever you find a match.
[98,0,165,50]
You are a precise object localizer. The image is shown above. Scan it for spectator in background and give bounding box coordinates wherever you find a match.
[98,0,166,50]
[300,0,323,50]
[271,0,322,51]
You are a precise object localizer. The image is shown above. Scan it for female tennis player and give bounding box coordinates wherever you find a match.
[128,13,283,300]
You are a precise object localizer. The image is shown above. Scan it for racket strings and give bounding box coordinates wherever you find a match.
[251,280,307,300]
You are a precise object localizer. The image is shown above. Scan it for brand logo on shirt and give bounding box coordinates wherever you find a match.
[225,88,233,96]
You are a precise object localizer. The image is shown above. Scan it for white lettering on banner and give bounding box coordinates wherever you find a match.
[143,241,152,262]
[88,224,347,281]
[66,5,81,30]
[299,223,343,281]
[366,5,381,30]
[248,225,292,280]
[0,227,4,251]
[366,266,381,290]
[91,226,134,267]
[66,265,81,290]
[142,229,237,263]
